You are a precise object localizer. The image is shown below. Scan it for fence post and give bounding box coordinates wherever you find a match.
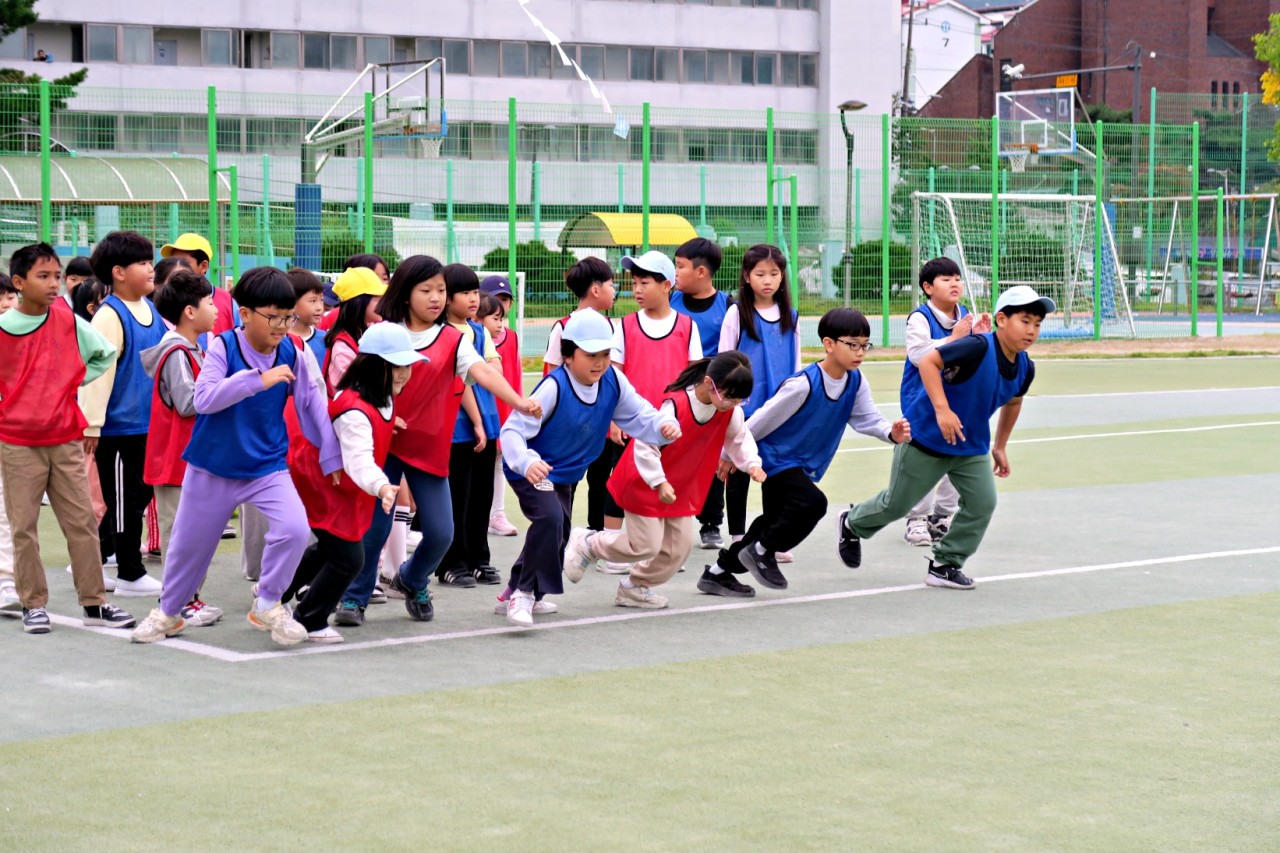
[532,161,542,242]
[363,92,375,253]
[507,97,517,286]
[765,107,775,246]
[1093,120,1104,341]
[207,85,219,282]
[788,174,799,295]
[39,80,51,244]
[1145,88,1156,297]
[642,102,651,252]
[446,159,456,264]
[699,164,708,232]
[1238,90,1248,282]
[1191,122,1200,338]
[617,163,624,213]
[881,113,891,346]
[262,154,274,266]
[990,116,999,305]
[1216,187,1225,337]
[228,165,240,284]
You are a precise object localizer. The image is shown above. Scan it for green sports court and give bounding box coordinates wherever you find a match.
[2,355,1277,850]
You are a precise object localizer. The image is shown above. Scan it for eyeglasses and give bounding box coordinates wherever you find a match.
[708,377,744,407]
[251,309,298,329]
[835,339,874,352]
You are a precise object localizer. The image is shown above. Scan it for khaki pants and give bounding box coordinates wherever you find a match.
[0,455,12,583]
[155,484,181,570]
[0,441,106,609]
[590,512,695,589]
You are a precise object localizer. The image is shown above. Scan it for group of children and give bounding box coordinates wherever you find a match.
[0,228,1049,643]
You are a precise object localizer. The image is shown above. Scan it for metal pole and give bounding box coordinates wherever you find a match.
[446,158,456,264]
[1191,122,1200,337]
[766,107,775,245]
[39,80,51,244]
[228,165,240,284]
[1238,91,1248,283]
[881,113,891,346]
[854,168,862,243]
[843,127,854,307]
[207,85,219,283]
[532,161,542,242]
[507,97,518,286]
[699,164,708,229]
[990,116,1000,304]
[788,174,799,296]
[927,165,936,258]
[1216,187,1225,337]
[1093,120,1104,341]
[363,92,375,253]
[641,102,651,252]
[1145,87,1156,299]
[355,157,364,246]
[262,154,274,266]
[617,163,624,213]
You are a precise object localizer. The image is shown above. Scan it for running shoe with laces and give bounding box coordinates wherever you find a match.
[695,566,756,598]
[180,598,224,627]
[614,583,668,609]
[836,511,862,569]
[562,528,596,583]
[83,603,136,628]
[493,596,557,615]
[904,517,932,546]
[390,573,434,621]
[925,560,975,590]
[247,602,308,645]
[698,526,724,550]
[22,607,51,634]
[131,608,185,643]
[927,513,953,542]
[333,600,365,626]
[505,592,535,628]
[0,580,20,615]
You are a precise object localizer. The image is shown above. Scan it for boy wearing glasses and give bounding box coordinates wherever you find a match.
[705,308,909,595]
[132,268,341,646]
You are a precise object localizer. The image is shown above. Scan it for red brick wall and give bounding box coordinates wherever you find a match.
[918,54,994,118]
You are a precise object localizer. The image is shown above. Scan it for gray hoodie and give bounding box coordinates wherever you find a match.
[140,330,204,418]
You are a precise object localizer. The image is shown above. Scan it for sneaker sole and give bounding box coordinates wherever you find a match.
[487,528,519,537]
[306,633,344,644]
[737,550,787,591]
[614,597,668,609]
[504,612,533,628]
[112,586,163,598]
[905,537,932,547]
[695,578,755,598]
[23,623,51,634]
[333,613,364,627]
[246,612,307,645]
[697,540,723,550]
[925,574,976,590]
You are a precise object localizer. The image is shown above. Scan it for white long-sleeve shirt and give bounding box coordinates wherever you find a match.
[717,303,802,371]
[632,387,760,488]
[331,394,393,498]
[905,302,964,366]
[500,366,678,476]
[747,362,895,445]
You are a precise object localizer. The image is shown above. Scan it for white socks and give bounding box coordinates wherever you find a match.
[620,578,636,589]
[383,510,410,571]
[255,596,279,613]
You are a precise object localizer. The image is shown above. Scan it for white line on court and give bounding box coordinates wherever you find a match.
[60,545,1280,663]
[836,420,1280,454]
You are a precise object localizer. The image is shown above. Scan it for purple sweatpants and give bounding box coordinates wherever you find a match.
[158,466,309,616]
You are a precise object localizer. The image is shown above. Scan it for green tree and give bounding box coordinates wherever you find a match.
[0,0,88,152]
[1254,14,1280,159]
[0,0,38,41]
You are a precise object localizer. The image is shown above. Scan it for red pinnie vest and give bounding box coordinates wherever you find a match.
[608,389,731,519]
[620,311,693,406]
[143,343,201,486]
[320,329,357,396]
[391,324,464,476]
[0,307,88,446]
[493,327,522,424]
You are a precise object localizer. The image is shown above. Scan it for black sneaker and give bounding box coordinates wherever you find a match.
[436,568,477,588]
[22,607,51,634]
[472,565,502,585]
[696,566,756,598]
[925,561,975,590]
[836,511,862,569]
[698,526,724,550]
[83,603,136,628]
[392,574,435,622]
[737,545,788,590]
[333,600,365,626]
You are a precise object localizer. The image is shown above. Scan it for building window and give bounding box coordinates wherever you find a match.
[799,54,817,87]
[684,49,706,83]
[364,36,391,65]
[732,52,754,84]
[605,45,629,80]
[579,45,604,79]
[122,26,153,64]
[0,27,25,60]
[501,42,527,77]
[203,30,233,66]
[271,32,300,69]
[331,35,358,70]
[473,40,499,76]
[755,53,775,85]
[781,53,799,86]
[87,25,117,62]
[656,48,679,82]
[415,38,441,62]
[443,39,469,74]
[630,47,655,81]
[707,50,730,83]
[303,34,328,69]
[552,45,578,79]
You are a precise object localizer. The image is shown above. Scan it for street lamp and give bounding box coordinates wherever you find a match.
[838,99,868,305]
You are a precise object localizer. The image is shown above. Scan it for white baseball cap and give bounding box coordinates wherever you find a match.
[358,322,428,366]
[621,250,675,284]
[994,285,1057,316]
[562,308,615,354]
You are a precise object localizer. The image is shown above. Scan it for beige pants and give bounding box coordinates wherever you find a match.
[155,485,181,570]
[0,454,12,583]
[589,511,694,588]
[0,441,106,609]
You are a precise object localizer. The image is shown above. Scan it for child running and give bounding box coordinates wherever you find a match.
[130,267,341,645]
[563,351,761,610]
[288,267,329,366]
[285,323,421,643]
[707,308,909,595]
[498,308,679,627]
[718,244,801,560]
[837,287,1046,590]
[480,276,522,538]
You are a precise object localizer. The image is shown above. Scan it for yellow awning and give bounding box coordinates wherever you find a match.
[558,212,698,248]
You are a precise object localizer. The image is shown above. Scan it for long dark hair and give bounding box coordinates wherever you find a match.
[325,293,375,348]
[664,350,754,400]
[345,253,388,280]
[737,244,794,342]
[376,254,445,325]
[72,277,109,321]
[335,352,394,409]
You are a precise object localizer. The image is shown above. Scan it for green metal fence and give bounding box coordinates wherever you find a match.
[1,81,1273,354]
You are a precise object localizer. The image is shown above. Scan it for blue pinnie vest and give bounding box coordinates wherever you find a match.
[902,332,1030,457]
[451,320,501,442]
[505,366,620,485]
[304,328,327,367]
[101,294,167,436]
[899,303,971,407]
[670,290,730,357]
[736,308,799,417]
[757,363,860,482]
[184,330,298,479]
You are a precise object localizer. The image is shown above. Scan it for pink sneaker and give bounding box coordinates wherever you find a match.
[487,511,518,537]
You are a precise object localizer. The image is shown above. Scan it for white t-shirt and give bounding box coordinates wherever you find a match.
[405,323,482,382]
[610,310,703,365]
[544,311,618,369]
[718,303,802,372]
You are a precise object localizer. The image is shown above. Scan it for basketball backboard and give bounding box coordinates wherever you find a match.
[995,87,1078,158]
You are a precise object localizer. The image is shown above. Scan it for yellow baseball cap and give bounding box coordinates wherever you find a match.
[333,266,388,303]
[160,233,214,259]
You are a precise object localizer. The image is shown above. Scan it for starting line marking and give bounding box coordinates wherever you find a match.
[836,420,1280,454]
[48,545,1280,664]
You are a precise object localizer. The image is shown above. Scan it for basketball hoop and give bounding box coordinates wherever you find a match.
[1005,142,1039,173]
[421,137,444,159]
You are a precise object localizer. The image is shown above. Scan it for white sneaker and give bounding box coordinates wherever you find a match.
[104,554,118,568]
[130,608,185,643]
[506,593,535,628]
[66,564,119,592]
[775,551,795,564]
[306,626,344,644]
[563,528,596,583]
[596,560,631,575]
[904,517,931,546]
[180,598,223,627]
[405,530,423,551]
[0,580,20,615]
[247,602,308,646]
[487,511,519,537]
[113,573,162,598]
[493,597,557,615]
[615,583,668,609]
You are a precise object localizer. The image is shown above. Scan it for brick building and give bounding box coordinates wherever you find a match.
[923,0,1278,120]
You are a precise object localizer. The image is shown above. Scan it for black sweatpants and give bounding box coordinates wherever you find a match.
[586,438,625,531]
[697,476,725,530]
[95,433,152,582]
[506,477,575,598]
[286,528,365,632]
[715,468,827,573]
[725,469,752,538]
[440,439,497,576]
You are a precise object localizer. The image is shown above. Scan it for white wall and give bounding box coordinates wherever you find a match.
[903,1,985,110]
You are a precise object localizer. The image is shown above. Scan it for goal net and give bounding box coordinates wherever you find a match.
[911,192,1136,336]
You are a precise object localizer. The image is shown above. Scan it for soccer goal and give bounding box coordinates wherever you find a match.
[911,191,1136,336]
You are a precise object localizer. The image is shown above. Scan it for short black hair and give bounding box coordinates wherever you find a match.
[818,307,871,341]
[232,267,297,310]
[10,242,60,281]
[335,352,395,409]
[377,254,444,325]
[183,248,211,266]
[154,256,193,287]
[65,256,93,278]
[344,253,387,276]
[287,267,324,298]
[0,272,13,295]
[560,339,580,360]
[154,269,213,325]
[444,263,479,298]
[674,238,723,275]
[89,231,154,285]
[72,277,108,321]
[564,257,613,299]
[997,302,1048,321]
[919,257,962,290]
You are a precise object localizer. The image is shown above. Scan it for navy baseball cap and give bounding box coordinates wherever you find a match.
[480,275,514,299]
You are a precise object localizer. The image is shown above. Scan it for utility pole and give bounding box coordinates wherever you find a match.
[901,0,917,116]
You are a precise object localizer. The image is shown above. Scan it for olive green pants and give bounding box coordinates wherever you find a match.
[845,442,997,570]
